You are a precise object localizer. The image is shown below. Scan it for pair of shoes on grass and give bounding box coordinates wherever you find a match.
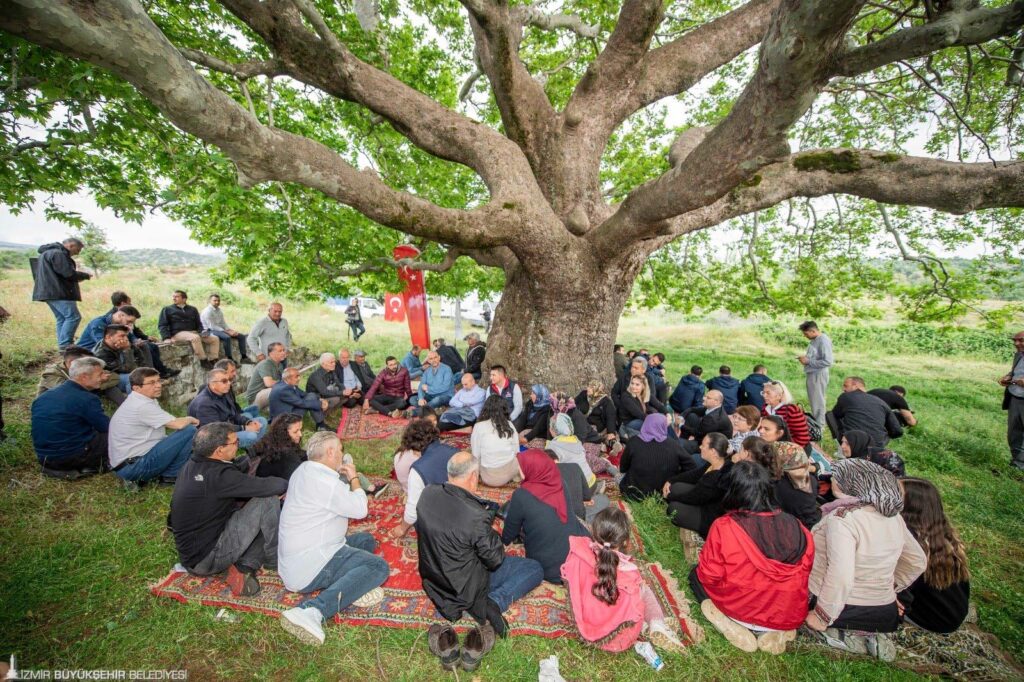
[280,588,386,646]
[817,627,896,662]
[700,601,796,654]
[428,621,496,672]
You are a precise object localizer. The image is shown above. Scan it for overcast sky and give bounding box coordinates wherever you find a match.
[0,191,221,253]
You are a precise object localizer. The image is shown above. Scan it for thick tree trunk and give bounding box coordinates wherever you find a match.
[483,261,635,392]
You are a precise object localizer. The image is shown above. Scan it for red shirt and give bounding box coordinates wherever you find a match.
[763,403,811,446]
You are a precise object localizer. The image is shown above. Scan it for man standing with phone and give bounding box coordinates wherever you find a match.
[797,321,833,428]
[1000,330,1024,470]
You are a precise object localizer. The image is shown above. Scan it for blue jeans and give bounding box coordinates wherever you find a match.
[488,555,543,612]
[242,405,261,419]
[47,300,82,349]
[619,419,643,440]
[413,394,451,415]
[115,425,196,482]
[236,417,268,449]
[118,373,131,394]
[438,406,477,428]
[209,330,247,360]
[298,532,389,619]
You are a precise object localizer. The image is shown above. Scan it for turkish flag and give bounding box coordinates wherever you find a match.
[384,293,406,322]
[394,245,431,348]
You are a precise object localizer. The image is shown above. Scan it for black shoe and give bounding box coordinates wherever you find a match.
[460,623,495,671]
[484,598,508,639]
[371,482,390,499]
[161,368,182,379]
[200,359,215,370]
[157,476,177,487]
[427,623,460,671]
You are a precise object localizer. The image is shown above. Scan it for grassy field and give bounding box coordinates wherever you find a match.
[1,266,1022,680]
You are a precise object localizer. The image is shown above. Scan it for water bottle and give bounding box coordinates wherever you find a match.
[634,641,664,671]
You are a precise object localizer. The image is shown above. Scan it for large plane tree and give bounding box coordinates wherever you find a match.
[2,0,1023,387]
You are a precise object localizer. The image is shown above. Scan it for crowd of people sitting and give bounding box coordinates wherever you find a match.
[26,274,979,671]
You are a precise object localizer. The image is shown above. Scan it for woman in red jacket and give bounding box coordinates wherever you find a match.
[760,380,811,447]
[690,460,815,654]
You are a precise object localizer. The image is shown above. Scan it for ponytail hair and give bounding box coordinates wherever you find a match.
[589,507,631,605]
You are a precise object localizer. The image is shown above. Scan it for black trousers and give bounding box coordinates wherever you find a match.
[369,394,408,415]
[809,595,900,633]
[39,431,108,471]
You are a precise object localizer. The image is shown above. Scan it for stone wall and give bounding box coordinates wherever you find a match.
[156,342,316,409]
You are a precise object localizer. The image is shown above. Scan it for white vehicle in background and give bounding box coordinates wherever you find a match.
[327,296,385,318]
[439,295,499,327]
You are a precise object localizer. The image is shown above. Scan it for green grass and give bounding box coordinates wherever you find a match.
[1,268,1022,680]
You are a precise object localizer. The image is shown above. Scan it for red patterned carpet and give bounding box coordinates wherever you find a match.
[336,407,409,441]
[151,480,701,644]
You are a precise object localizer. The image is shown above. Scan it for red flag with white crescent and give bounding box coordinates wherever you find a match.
[384,293,405,322]
[394,244,430,348]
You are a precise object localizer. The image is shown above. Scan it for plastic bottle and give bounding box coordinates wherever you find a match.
[635,641,664,671]
[538,654,567,682]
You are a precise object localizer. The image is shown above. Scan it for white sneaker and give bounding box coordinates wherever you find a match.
[281,607,325,645]
[352,587,385,608]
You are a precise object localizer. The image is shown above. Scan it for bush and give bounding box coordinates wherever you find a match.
[757,322,1013,362]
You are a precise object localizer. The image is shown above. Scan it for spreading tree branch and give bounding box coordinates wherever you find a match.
[833,1,1024,78]
[0,0,513,250]
[179,48,285,79]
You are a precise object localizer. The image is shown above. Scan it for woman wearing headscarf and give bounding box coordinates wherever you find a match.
[805,459,927,660]
[841,429,906,477]
[516,384,552,441]
[546,412,596,488]
[502,448,590,583]
[575,380,618,447]
[551,391,618,477]
[751,442,821,529]
[619,414,697,501]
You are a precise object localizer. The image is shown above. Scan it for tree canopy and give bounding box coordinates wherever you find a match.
[1,0,1022,342]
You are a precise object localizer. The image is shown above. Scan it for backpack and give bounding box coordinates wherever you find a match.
[802,410,823,442]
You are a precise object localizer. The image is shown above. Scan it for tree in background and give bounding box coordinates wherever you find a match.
[73,223,118,278]
[0,1,1022,387]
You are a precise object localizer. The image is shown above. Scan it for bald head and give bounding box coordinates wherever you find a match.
[447,451,479,491]
[704,389,723,409]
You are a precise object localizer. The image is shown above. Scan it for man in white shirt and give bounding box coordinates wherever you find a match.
[248,302,292,361]
[200,293,249,363]
[278,432,389,645]
[108,367,199,485]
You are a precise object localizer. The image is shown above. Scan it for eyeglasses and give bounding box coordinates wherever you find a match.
[211,379,231,384]
[141,380,162,387]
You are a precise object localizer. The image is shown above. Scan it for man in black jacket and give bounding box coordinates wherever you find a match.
[351,350,377,393]
[416,451,543,640]
[463,332,487,380]
[679,389,733,456]
[188,369,267,449]
[158,290,219,367]
[306,353,345,412]
[170,422,287,596]
[31,238,91,349]
[93,324,135,402]
[108,290,177,379]
[433,338,465,375]
[829,376,903,447]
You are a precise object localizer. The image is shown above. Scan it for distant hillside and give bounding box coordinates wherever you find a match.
[117,248,224,267]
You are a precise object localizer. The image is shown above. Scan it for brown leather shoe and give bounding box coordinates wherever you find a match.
[427,623,460,671]
[461,623,495,671]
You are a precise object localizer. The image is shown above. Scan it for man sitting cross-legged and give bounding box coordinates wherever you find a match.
[30,356,110,478]
[270,367,331,432]
[278,432,390,645]
[170,422,287,597]
[412,350,454,417]
[438,372,487,430]
[363,355,413,418]
[417,451,544,669]
[109,367,199,487]
[189,368,268,449]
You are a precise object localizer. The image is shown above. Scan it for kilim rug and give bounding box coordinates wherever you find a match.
[336,407,409,441]
[151,480,701,644]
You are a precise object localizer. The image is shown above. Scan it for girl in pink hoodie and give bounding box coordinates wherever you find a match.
[561,508,685,654]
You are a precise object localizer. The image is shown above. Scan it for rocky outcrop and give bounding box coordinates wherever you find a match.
[156,342,316,409]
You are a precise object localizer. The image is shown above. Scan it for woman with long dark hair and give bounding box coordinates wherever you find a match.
[561,507,685,653]
[757,415,791,444]
[663,432,733,538]
[805,459,927,660]
[251,413,306,481]
[393,418,437,493]
[472,395,520,486]
[691,461,814,654]
[897,478,971,633]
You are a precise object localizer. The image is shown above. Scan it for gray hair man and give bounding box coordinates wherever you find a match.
[269,367,331,431]
[30,356,110,476]
[169,421,287,597]
[306,352,345,412]
[278,431,389,645]
[31,236,92,349]
[249,302,292,360]
[415,449,544,645]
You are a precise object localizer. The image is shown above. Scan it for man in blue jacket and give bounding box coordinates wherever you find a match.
[189,368,268,448]
[705,365,740,414]
[669,365,705,414]
[269,367,331,431]
[738,365,772,411]
[31,238,91,349]
[30,356,109,477]
[414,351,455,416]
